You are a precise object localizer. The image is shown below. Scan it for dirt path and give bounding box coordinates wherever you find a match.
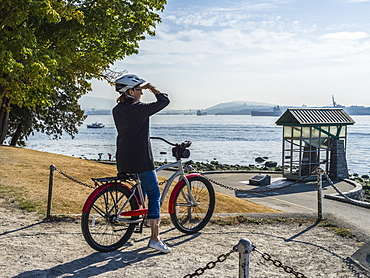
[0,198,369,278]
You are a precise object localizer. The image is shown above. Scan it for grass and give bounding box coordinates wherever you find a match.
[362,186,370,202]
[349,174,370,202]
[0,145,281,216]
[0,184,37,212]
[319,220,355,238]
[1,145,359,240]
[210,215,290,226]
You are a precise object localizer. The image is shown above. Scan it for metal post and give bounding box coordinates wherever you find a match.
[236,238,254,278]
[46,165,55,219]
[316,168,323,221]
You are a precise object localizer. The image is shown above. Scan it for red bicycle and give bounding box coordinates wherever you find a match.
[81,137,215,252]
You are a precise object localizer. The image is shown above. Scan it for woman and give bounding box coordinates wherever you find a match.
[112,74,171,253]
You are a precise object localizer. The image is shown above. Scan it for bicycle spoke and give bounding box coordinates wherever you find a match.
[81,184,139,252]
[179,216,190,225]
[90,204,109,219]
[170,176,215,234]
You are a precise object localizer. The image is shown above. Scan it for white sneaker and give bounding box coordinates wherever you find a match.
[148,239,171,253]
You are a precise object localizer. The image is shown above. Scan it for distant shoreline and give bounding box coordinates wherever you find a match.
[83,107,370,116]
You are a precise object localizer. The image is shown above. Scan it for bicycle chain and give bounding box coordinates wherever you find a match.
[183,246,237,278]
[254,247,308,278]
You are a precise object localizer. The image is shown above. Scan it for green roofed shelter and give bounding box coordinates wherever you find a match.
[276,108,355,180]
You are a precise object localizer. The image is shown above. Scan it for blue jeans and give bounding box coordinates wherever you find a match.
[138,170,160,219]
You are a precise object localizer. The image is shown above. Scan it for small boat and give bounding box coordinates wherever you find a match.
[87,122,105,128]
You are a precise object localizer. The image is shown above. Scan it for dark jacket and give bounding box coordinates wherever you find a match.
[113,93,170,174]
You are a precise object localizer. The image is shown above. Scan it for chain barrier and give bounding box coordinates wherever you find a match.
[196,167,368,207]
[51,165,97,189]
[158,179,168,187]
[254,247,308,278]
[183,246,237,278]
[321,169,369,207]
[183,243,308,278]
[52,164,367,207]
[196,170,313,194]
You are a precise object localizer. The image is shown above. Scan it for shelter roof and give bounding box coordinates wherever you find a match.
[276,108,355,126]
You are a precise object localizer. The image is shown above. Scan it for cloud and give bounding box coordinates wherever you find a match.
[128,10,313,65]
[320,31,369,40]
[115,0,370,108]
[132,15,370,71]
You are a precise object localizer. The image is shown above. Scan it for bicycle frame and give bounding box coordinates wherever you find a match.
[83,159,201,220]
[83,135,201,221]
[156,160,186,204]
[155,159,199,213]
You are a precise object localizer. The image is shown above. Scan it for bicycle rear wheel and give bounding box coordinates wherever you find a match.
[81,184,139,252]
[170,176,215,234]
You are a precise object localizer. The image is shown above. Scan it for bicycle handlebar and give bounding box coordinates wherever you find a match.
[150,137,191,148]
[150,137,176,146]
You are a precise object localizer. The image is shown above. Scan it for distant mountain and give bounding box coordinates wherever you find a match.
[206,101,275,110]
[205,101,278,114]
[79,95,116,110]
[78,97,283,115]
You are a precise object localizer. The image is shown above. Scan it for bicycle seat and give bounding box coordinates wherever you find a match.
[117,172,139,180]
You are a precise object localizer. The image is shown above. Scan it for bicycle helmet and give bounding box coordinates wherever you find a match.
[115,74,146,93]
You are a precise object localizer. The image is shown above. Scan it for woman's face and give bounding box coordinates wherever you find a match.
[129,87,143,101]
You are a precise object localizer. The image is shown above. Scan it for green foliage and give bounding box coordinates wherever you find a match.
[180,160,281,172]
[8,89,87,145]
[0,0,167,145]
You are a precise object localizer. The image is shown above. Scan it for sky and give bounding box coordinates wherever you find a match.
[88,0,370,110]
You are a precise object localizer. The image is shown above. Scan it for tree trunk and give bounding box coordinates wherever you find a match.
[0,96,11,145]
[10,122,22,146]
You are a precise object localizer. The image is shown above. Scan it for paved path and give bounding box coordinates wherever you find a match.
[159,170,370,242]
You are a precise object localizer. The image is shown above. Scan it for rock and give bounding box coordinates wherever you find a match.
[255,157,265,163]
[265,161,277,167]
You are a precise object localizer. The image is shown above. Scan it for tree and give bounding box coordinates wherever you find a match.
[0,0,166,145]
[8,89,86,146]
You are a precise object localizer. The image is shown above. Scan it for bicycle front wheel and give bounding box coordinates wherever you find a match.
[170,176,215,234]
[81,184,139,252]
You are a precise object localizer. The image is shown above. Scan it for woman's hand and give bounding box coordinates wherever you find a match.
[140,83,161,95]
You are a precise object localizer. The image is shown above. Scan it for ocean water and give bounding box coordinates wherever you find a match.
[26,114,370,175]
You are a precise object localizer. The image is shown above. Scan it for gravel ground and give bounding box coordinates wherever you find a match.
[0,197,369,278]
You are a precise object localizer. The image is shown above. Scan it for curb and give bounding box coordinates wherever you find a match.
[324,179,370,208]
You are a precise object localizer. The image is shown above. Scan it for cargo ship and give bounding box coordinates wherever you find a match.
[251,106,283,116]
[332,96,370,115]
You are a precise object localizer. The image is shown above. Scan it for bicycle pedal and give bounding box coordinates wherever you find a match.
[134,224,143,233]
